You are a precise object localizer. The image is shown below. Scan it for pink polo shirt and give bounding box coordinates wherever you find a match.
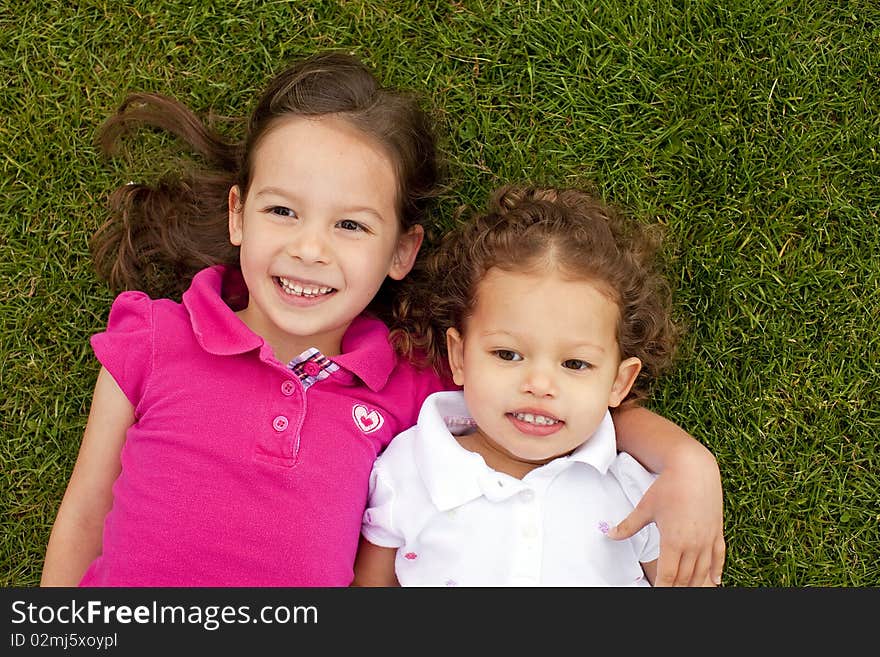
[80,264,448,586]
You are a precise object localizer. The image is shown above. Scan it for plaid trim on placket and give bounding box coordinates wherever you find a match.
[287,348,340,390]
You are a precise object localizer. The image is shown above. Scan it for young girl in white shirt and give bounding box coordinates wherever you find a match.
[353,184,708,586]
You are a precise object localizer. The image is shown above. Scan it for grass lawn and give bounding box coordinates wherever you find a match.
[3,0,878,586]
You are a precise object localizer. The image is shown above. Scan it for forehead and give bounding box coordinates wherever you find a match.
[469,267,620,345]
[253,115,394,173]
[248,115,399,210]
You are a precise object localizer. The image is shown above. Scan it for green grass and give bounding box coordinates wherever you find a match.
[2,0,878,586]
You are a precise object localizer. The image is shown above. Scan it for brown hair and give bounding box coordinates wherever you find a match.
[91,51,439,315]
[392,185,680,404]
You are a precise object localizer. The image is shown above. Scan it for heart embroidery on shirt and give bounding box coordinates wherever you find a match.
[352,404,384,434]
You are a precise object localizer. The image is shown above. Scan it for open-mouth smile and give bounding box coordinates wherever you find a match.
[275,276,336,299]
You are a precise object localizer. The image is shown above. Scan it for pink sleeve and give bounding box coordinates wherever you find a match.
[89,291,154,409]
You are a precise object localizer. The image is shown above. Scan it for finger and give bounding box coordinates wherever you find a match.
[673,549,698,587]
[688,549,714,587]
[710,535,727,586]
[607,506,649,541]
[652,542,681,587]
[653,557,679,587]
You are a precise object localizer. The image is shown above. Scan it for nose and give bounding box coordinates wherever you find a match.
[287,221,330,264]
[520,361,557,398]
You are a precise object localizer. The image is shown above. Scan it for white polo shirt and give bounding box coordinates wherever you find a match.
[361,390,660,586]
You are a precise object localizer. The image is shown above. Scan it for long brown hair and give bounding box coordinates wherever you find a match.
[392,185,680,404]
[91,51,440,315]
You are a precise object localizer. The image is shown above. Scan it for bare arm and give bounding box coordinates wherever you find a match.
[610,404,725,587]
[351,536,400,587]
[40,367,133,586]
[612,404,713,473]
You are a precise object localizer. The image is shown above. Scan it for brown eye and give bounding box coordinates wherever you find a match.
[493,350,522,362]
[562,359,591,370]
[270,206,298,219]
[337,219,366,232]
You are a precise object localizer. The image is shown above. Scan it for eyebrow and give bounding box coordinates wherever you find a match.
[253,187,387,222]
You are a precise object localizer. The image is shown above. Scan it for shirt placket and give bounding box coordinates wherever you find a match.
[254,368,303,466]
[509,485,543,585]
[255,349,338,466]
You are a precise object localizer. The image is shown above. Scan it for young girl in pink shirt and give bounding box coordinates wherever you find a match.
[41,51,723,587]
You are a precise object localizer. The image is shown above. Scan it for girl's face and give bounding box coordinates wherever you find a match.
[229,115,422,362]
[446,267,641,470]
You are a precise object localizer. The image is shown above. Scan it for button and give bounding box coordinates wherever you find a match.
[281,380,295,396]
[272,415,289,432]
[519,489,535,503]
[522,525,538,539]
[303,361,321,377]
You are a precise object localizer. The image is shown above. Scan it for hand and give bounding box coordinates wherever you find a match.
[608,451,725,587]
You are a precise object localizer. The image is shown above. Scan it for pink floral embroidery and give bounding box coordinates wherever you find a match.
[598,521,610,534]
[445,579,458,587]
[404,552,418,560]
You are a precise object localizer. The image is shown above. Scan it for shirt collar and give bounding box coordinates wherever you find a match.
[330,313,396,392]
[183,265,263,356]
[413,391,619,511]
[183,265,397,391]
[565,410,618,474]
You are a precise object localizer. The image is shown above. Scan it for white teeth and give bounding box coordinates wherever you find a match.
[278,277,333,297]
[513,412,559,426]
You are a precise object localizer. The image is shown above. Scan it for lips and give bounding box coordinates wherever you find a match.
[506,410,564,436]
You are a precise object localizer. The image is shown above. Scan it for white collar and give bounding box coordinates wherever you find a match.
[413,391,619,511]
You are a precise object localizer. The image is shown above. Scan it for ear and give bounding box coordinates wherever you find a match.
[608,357,642,408]
[387,224,424,281]
[228,185,244,246]
[445,327,466,388]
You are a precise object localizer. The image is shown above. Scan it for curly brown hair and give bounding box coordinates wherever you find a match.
[91,51,440,319]
[391,184,680,404]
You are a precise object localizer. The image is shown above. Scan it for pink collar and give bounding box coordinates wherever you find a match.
[183,265,398,391]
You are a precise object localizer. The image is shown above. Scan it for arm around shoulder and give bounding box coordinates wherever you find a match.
[609,403,725,586]
[611,403,716,474]
[40,367,133,586]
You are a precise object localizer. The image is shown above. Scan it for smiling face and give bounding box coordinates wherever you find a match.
[446,266,642,475]
[228,115,423,362]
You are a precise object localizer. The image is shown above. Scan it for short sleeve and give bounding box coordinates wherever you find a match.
[609,451,661,563]
[360,463,405,549]
[89,291,154,409]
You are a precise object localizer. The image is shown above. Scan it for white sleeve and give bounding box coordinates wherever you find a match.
[609,451,661,563]
[360,461,405,548]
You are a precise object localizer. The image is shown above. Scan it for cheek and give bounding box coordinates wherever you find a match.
[237,237,267,272]
[238,223,271,255]
[461,381,497,430]
[569,377,615,422]
[346,246,392,281]
[460,350,489,382]
[460,356,503,405]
